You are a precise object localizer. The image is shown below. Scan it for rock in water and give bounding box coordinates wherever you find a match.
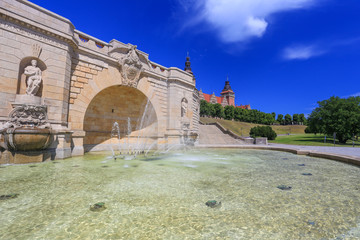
[298,164,305,166]
[0,193,19,200]
[90,202,107,212]
[307,221,315,226]
[206,200,222,208]
[302,173,312,176]
[277,185,292,190]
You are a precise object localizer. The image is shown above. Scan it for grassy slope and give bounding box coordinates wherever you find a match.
[200,117,306,136]
[200,117,359,147]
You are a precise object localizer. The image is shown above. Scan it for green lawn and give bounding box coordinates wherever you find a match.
[269,134,360,147]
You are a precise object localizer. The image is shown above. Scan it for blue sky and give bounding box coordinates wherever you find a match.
[30,0,360,116]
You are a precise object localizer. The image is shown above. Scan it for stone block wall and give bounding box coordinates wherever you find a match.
[69,59,103,104]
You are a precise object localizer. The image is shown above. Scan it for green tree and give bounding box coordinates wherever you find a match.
[212,103,224,119]
[284,114,292,125]
[299,113,306,125]
[307,96,360,143]
[264,113,275,125]
[200,100,211,117]
[208,103,216,118]
[224,105,235,120]
[292,114,299,124]
[277,114,284,125]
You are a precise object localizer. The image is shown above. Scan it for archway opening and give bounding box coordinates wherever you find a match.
[83,85,158,152]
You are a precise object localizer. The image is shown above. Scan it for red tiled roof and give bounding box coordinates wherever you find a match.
[236,104,251,109]
[202,93,212,102]
[216,96,224,104]
[220,90,234,94]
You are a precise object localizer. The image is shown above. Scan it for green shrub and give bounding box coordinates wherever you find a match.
[304,126,312,134]
[249,126,277,140]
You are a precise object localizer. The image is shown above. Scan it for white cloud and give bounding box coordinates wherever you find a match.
[193,0,318,43]
[342,92,360,98]
[282,45,325,60]
[281,36,360,61]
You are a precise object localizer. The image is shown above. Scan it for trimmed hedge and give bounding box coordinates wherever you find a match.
[249,126,277,140]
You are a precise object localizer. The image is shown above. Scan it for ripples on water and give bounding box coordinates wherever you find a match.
[0,149,359,239]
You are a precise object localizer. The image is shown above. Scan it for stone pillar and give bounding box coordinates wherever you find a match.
[71,130,85,156]
[52,131,72,159]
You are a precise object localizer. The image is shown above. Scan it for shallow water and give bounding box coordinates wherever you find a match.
[1,149,360,239]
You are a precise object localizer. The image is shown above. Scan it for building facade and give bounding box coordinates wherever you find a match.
[199,81,251,109]
[0,0,199,162]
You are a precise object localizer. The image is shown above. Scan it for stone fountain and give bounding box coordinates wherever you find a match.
[0,59,53,164]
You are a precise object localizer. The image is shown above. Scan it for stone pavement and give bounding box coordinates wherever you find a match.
[268,143,360,158]
[197,123,360,165]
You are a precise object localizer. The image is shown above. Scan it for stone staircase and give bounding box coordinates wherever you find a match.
[198,124,245,145]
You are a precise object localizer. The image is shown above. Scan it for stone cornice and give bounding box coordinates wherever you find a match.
[167,77,196,88]
[0,12,78,49]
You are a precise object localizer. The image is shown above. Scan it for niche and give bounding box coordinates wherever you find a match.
[16,57,47,97]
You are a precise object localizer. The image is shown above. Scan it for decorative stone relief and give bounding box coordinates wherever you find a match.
[118,45,144,88]
[4,105,50,129]
[24,59,42,96]
[32,43,42,58]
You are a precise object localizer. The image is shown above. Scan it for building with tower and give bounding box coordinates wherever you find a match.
[184,55,250,110]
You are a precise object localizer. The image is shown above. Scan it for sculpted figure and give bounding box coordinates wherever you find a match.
[24,59,42,96]
[181,98,188,117]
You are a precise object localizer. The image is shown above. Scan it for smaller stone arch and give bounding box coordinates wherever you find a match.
[17,57,47,97]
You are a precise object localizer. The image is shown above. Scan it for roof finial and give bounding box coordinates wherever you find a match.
[185,53,192,73]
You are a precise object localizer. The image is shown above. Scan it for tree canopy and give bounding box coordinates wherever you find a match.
[307,96,360,143]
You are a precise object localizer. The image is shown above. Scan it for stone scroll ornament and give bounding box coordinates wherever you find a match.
[118,45,144,88]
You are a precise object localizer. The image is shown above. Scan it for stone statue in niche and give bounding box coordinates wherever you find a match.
[24,59,42,96]
[181,98,188,117]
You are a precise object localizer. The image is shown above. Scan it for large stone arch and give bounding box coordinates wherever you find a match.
[68,63,163,155]
[82,85,158,152]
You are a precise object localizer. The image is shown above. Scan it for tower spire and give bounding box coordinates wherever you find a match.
[221,77,235,106]
[184,52,196,83]
[184,53,192,73]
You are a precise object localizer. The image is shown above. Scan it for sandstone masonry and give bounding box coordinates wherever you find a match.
[0,0,199,160]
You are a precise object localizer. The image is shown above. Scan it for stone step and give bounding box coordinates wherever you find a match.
[198,124,244,145]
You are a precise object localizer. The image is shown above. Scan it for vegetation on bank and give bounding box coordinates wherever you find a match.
[200,117,306,136]
[201,117,358,146]
[200,100,306,125]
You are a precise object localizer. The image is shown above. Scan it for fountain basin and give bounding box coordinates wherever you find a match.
[2,127,52,151]
[1,149,360,239]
